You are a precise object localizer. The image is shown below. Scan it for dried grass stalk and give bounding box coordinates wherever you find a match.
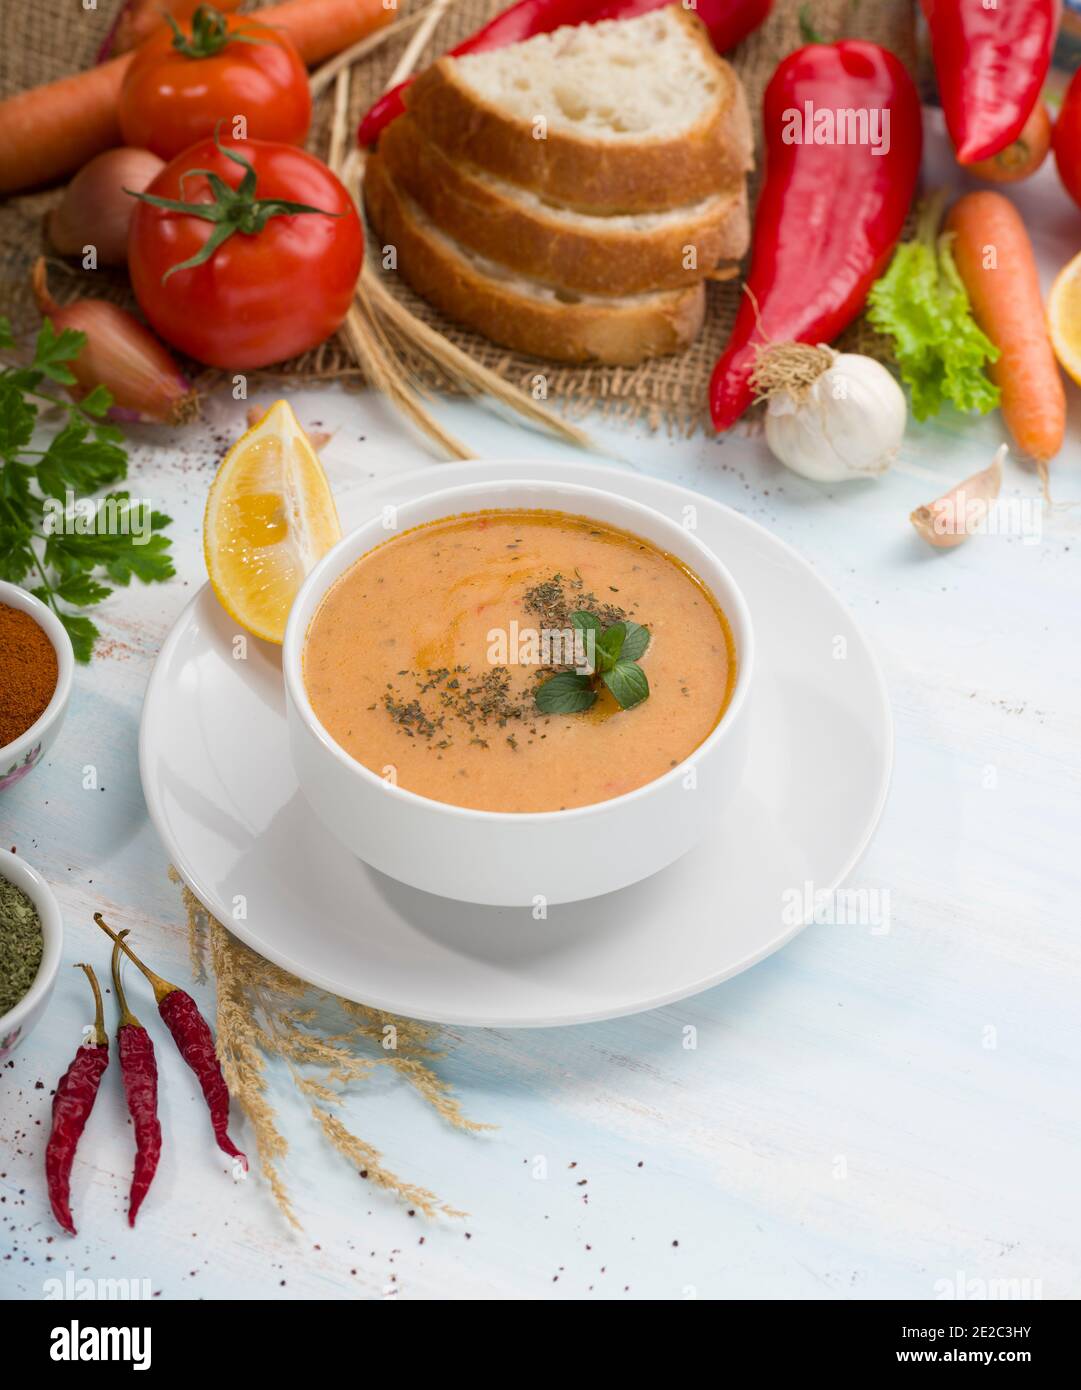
[169,868,489,1228]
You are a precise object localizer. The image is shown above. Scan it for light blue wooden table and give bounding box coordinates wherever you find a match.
[2,124,1078,1301]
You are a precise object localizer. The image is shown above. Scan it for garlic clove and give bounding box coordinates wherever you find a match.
[910,445,1006,548]
[31,259,198,427]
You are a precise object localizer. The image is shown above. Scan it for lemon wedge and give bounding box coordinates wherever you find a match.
[204,400,341,644]
[1048,251,1081,387]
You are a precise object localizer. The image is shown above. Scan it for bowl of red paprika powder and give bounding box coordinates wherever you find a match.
[0,582,74,793]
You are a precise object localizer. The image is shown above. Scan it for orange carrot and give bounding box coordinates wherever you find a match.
[270,0,395,67]
[946,191,1065,473]
[0,57,131,197]
[0,0,394,195]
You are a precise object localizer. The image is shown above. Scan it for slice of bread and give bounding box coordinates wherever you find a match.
[404,7,752,214]
[364,153,706,365]
[379,115,749,297]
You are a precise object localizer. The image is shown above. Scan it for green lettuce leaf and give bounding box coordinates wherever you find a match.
[867,196,1000,422]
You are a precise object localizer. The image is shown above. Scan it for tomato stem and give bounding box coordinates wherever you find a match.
[128,126,342,282]
[166,5,267,61]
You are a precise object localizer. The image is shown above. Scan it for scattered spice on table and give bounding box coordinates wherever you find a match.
[111,930,162,1226]
[0,603,58,748]
[0,873,44,1016]
[45,963,110,1236]
[95,913,247,1171]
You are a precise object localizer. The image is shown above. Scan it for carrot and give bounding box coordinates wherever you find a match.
[946,190,1065,474]
[270,0,395,66]
[0,56,131,197]
[0,0,394,195]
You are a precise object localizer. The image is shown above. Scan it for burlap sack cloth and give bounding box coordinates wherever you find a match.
[0,0,916,434]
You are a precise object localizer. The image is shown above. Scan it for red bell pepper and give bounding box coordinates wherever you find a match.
[358,0,772,147]
[709,40,921,431]
[921,0,1059,165]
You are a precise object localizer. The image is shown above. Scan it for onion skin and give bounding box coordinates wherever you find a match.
[31,258,198,427]
[47,149,164,268]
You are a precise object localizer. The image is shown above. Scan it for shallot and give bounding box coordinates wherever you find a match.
[47,148,164,268]
[31,258,197,426]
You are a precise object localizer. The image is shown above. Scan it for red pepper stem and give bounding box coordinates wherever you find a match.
[111,931,143,1030]
[93,914,176,1005]
[75,963,108,1047]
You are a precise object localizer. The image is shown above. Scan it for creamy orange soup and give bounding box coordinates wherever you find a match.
[303,509,736,812]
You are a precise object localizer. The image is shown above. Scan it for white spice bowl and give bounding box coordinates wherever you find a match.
[0,580,74,793]
[0,849,64,1059]
[283,478,754,906]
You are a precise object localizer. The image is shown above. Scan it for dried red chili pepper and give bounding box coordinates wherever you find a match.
[94,914,247,1172]
[357,0,773,147]
[45,964,110,1236]
[111,930,162,1225]
[921,0,1058,166]
[709,39,921,430]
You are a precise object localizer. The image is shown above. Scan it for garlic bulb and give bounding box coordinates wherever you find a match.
[754,344,907,482]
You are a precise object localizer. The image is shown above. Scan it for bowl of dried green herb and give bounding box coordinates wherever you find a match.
[0,849,63,1058]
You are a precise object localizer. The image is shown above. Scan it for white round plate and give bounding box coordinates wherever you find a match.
[141,461,892,1027]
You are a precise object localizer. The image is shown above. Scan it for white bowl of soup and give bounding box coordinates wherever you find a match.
[283,480,753,906]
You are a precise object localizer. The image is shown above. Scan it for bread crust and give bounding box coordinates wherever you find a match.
[403,9,752,215]
[380,115,748,296]
[364,154,706,365]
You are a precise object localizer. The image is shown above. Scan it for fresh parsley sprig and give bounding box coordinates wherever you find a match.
[535,610,651,714]
[0,316,174,661]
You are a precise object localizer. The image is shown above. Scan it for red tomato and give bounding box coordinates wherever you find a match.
[1054,68,1081,211]
[128,136,363,369]
[118,8,311,160]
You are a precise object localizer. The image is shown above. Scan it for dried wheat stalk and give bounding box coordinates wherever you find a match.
[170,868,489,1228]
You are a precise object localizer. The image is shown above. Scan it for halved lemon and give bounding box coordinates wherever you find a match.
[204,400,341,644]
[1048,250,1081,387]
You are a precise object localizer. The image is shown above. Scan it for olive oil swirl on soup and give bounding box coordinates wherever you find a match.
[303,510,736,813]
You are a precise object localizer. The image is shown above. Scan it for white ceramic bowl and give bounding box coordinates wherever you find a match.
[283,479,754,906]
[0,849,64,1058]
[0,581,74,793]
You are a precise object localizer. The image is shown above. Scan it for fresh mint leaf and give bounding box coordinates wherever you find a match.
[0,317,14,351]
[570,610,601,633]
[535,671,597,714]
[603,660,649,710]
[620,621,650,662]
[595,622,626,673]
